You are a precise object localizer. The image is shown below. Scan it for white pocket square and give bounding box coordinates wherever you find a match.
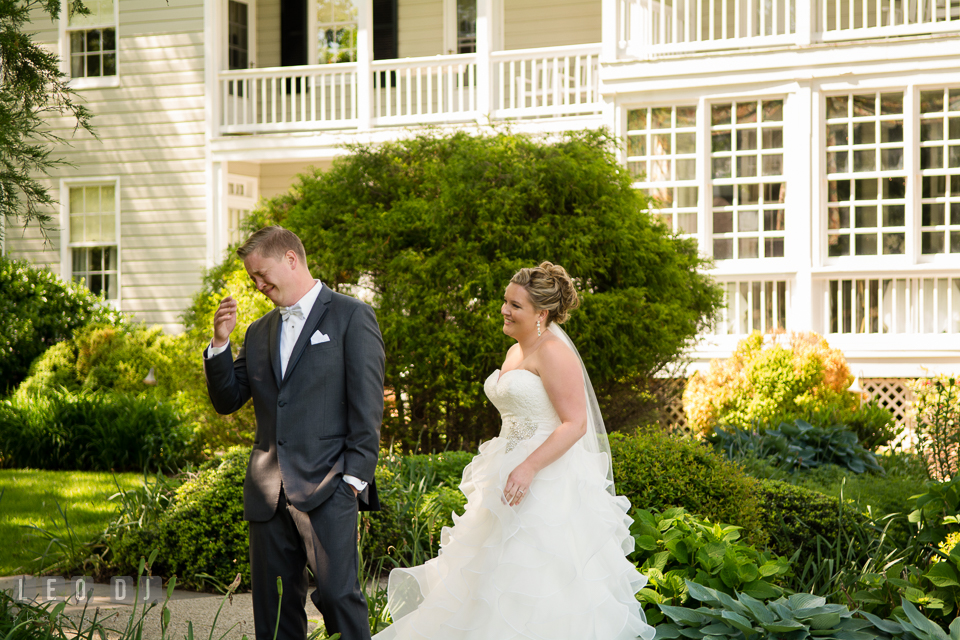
[310,330,331,345]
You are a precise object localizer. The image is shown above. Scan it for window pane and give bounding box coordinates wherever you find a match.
[762,100,783,122]
[714,211,733,233]
[714,238,733,260]
[828,207,849,230]
[738,210,759,232]
[736,102,757,124]
[627,135,645,157]
[764,210,785,231]
[853,123,875,145]
[737,156,757,178]
[853,94,875,117]
[676,159,695,180]
[738,184,759,205]
[922,231,945,254]
[828,234,849,256]
[677,213,697,234]
[739,237,758,258]
[921,146,943,170]
[765,237,784,257]
[627,109,646,131]
[676,132,695,154]
[880,93,903,115]
[762,128,783,149]
[651,107,672,129]
[712,132,731,153]
[855,205,877,228]
[855,233,877,255]
[676,106,696,127]
[827,96,848,119]
[882,205,905,227]
[87,54,101,77]
[762,155,782,176]
[921,120,944,141]
[102,27,115,51]
[880,120,903,143]
[103,52,116,76]
[923,203,946,226]
[737,129,757,151]
[882,233,905,254]
[921,90,944,114]
[712,104,731,126]
[853,150,875,172]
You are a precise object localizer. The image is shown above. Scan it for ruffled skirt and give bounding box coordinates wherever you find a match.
[372,427,655,640]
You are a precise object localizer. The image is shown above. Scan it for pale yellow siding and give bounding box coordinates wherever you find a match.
[399,0,444,57]
[503,0,601,50]
[8,0,207,333]
[260,161,332,200]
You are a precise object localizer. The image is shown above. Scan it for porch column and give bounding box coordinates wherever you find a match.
[476,0,494,121]
[601,0,620,62]
[795,0,816,45]
[357,0,373,129]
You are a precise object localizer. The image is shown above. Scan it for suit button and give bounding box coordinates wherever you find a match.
[278,400,286,407]
[278,440,285,446]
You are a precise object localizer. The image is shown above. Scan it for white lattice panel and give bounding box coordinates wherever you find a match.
[862,378,916,428]
[651,378,691,435]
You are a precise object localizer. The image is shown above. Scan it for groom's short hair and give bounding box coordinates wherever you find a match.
[237,226,307,264]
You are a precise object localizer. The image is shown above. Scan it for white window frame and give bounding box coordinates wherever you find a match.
[309,0,359,65]
[225,174,258,248]
[60,177,121,307]
[225,0,257,70]
[443,0,502,55]
[917,85,960,263]
[624,104,700,240]
[707,97,788,263]
[822,88,911,266]
[59,0,120,89]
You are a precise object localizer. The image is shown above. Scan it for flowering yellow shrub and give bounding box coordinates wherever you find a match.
[909,375,960,480]
[683,331,856,436]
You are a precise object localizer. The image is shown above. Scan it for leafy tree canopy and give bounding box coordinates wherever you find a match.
[244,129,723,449]
[1,0,93,239]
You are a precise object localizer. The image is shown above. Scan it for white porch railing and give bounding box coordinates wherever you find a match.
[619,0,960,56]
[822,275,960,335]
[715,279,789,335]
[219,45,602,135]
[371,54,478,126]
[220,65,358,134]
[821,0,960,38]
[492,46,601,118]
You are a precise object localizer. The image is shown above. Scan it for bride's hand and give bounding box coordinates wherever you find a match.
[503,463,535,506]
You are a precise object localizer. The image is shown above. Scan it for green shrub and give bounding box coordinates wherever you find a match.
[362,451,471,565]
[0,390,198,471]
[0,256,122,393]
[683,331,856,436]
[757,479,869,559]
[112,447,250,591]
[630,507,791,623]
[248,129,723,448]
[830,400,901,452]
[610,431,767,547]
[710,420,884,474]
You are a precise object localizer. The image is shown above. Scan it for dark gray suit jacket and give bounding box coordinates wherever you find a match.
[204,286,385,522]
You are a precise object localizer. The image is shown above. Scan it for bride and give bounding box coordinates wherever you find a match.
[372,262,655,640]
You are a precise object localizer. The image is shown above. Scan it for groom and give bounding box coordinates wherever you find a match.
[204,225,384,640]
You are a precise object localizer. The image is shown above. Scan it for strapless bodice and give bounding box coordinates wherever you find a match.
[484,369,561,452]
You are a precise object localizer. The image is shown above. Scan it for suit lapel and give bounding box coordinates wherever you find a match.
[282,285,332,384]
[267,309,283,388]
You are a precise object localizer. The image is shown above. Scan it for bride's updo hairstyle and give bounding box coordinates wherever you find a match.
[510,261,581,325]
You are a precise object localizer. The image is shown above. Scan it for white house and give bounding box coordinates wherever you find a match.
[9,0,960,419]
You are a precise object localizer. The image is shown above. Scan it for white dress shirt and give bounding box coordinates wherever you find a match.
[205,280,367,493]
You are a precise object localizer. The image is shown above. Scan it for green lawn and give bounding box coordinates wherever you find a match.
[0,470,142,576]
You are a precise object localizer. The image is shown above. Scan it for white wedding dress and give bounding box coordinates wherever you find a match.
[372,367,655,640]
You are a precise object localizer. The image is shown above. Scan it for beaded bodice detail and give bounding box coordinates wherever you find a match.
[484,369,562,452]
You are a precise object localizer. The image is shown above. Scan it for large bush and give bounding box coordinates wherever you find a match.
[16,267,274,452]
[609,431,767,546]
[683,331,857,436]
[0,256,122,393]
[112,447,250,590]
[241,129,723,448]
[0,389,198,471]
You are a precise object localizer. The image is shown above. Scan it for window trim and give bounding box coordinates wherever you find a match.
[443,0,502,55]
[60,177,122,307]
[59,0,121,89]
[820,87,915,268]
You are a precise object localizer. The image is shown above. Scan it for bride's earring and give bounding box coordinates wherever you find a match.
[537,319,542,337]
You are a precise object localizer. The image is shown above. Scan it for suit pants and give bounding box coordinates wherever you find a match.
[249,481,370,640]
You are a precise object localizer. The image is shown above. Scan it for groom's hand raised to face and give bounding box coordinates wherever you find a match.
[212,296,238,348]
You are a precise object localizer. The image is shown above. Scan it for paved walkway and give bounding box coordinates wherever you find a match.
[0,576,323,640]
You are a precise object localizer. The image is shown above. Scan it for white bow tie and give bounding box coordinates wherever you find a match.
[280,304,304,322]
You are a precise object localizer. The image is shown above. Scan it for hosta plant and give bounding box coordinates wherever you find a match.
[654,580,877,640]
[861,599,960,640]
[710,419,884,474]
[631,507,792,621]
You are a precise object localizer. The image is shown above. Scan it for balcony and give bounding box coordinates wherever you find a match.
[217,44,601,135]
[615,0,960,57]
